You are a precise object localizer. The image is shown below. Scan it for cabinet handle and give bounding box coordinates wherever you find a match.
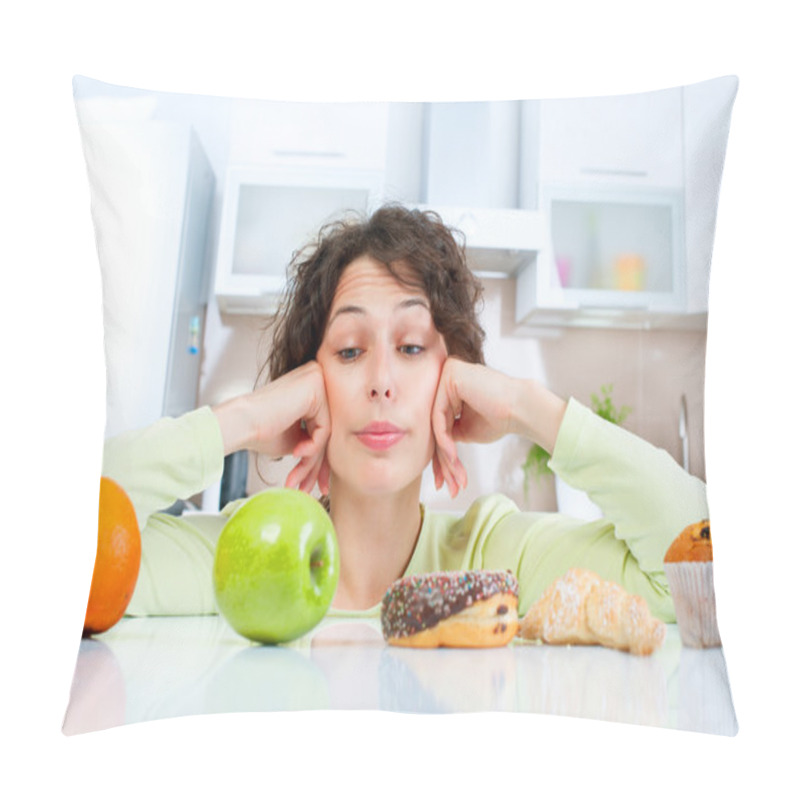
[580,167,648,178]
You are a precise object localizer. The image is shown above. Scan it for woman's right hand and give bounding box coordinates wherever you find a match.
[211,361,331,495]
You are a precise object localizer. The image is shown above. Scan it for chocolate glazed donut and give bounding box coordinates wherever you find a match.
[380,570,520,648]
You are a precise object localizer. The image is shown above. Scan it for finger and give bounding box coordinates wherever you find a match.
[294,417,330,496]
[299,462,320,494]
[292,437,315,460]
[430,369,457,457]
[285,459,306,491]
[453,454,468,491]
[310,416,331,449]
[286,455,317,492]
[434,428,468,492]
[445,464,460,496]
[450,456,469,495]
[292,415,330,460]
[448,454,467,496]
[434,445,459,498]
[431,451,443,491]
[438,413,459,465]
[446,469,459,499]
[317,458,330,496]
[431,396,459,466]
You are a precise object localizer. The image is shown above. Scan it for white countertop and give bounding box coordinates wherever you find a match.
[63,615,737,736]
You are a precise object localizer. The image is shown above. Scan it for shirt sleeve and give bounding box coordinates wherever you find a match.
[550,397,708,574]
[101,406,229,616]
[471,398,709,621]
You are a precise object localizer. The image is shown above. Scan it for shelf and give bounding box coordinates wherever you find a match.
[515,305,707,332]
[412,204,545,275]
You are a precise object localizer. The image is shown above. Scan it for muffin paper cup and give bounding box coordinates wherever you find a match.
[664,562,721,648]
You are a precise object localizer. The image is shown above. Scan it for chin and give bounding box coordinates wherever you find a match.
[330,455,427,499]
[327,437,434,498]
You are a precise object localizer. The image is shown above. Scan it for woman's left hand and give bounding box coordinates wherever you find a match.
[430,359,520,497]
[430,358,567,498]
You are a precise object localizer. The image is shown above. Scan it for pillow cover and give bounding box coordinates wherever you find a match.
[63,74,738,737]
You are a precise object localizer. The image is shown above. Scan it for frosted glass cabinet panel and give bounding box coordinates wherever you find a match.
[214,166,383,314]
[551,200,672,292]
[516,185,689,328]
[549,194,679,296]
[231,184,371,275]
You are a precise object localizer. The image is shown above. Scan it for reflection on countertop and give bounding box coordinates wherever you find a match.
[62,615,737,736]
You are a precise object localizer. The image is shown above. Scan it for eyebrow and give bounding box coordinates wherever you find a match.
[328,296,430,325]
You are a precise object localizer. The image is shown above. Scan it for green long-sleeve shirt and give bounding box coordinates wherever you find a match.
[102,397,709,623]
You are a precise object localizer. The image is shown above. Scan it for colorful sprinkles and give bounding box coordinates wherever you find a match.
[381,570,519,640]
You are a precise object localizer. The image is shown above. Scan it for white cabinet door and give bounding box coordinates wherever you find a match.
[538,86,684,189]
[228,100,390,172]
[214,100,398,314]
[515,86,695,329]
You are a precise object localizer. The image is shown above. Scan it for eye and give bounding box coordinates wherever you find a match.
[337,347,362,362]
[399,344,425,356]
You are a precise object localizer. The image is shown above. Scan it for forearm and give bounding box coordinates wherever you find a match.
[102,406,225,531]
[509,379,568,454]
[549,398,708,575]
[101,407,229,616]
[212,393,257,456]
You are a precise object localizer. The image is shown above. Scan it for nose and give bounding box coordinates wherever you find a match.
[368,345,395,401]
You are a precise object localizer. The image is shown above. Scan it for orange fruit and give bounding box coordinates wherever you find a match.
[83,477,141,637]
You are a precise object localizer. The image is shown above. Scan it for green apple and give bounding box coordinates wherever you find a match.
[213,489,339,644]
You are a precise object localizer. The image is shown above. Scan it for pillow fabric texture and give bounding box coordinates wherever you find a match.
[64,75,738,736]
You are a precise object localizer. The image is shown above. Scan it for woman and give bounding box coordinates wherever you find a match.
[103,204,708,619]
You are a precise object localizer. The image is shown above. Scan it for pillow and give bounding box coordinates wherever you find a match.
[63,74,738,738]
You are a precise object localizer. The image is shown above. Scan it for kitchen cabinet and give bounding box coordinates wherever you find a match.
[214,101,397,314]
[515,87,704,330]
[515,183,690,328]
[537,87,684,189]
[213,99,543,314]
[214,165,383,314]
[208,82,731,326]
[228,99,391,172]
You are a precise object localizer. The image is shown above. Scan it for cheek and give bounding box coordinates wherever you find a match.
[322,372,354,438]
[408,359,445,429]
[416,371,441,414]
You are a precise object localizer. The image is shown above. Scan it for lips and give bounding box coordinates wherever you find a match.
[355,422,406,451]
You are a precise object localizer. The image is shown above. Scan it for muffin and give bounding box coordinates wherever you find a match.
[664,520,721,648]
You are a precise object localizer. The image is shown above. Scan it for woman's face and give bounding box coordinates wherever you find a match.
[316,255,448,498]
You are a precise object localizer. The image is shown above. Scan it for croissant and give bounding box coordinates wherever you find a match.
[519,568,665,656]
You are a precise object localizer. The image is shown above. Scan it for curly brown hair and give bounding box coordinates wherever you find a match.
[258,203,486,386]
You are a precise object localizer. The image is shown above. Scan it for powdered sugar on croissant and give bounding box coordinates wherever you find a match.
[520,568,665,656]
